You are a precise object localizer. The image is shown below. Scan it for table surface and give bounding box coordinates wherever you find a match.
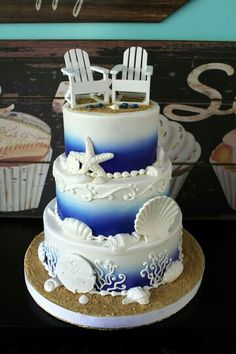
[1,217,236,352]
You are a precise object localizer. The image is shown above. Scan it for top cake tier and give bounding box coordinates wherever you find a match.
[63,102,159,173]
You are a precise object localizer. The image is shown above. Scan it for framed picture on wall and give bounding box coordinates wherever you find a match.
[0,40,235,219]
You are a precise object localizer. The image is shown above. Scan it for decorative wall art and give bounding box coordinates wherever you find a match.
[0,40,235,219]
[0,0,189,23]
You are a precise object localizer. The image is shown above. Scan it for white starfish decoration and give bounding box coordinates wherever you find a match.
[77,137,114,177]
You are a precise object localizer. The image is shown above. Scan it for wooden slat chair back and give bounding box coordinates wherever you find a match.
[111,46,153,105]
[64,49,93,83]
[61,48,111,108]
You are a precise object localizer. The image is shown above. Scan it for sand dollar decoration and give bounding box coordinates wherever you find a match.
[134,196,181,241]
[56,254,96,293]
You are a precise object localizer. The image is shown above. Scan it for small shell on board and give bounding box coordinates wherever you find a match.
[163,260,183,283]
[62,218,93,239]
[122,287,150,305]
[56,254,96,293]
[134,196,181,241]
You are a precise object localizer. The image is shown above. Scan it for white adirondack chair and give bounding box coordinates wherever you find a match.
[110,47,153,105]
[61,49,111,108]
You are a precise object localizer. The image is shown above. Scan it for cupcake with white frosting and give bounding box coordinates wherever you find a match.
[210,129,236,210]
[158,114,201,199]
[0,111,52,211]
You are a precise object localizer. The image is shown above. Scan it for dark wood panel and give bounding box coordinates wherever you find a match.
[0,40,235,105]
[0,0,189,23]
[0,41,235,219]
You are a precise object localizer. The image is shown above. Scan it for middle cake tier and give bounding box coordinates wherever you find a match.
[53,152,172,236]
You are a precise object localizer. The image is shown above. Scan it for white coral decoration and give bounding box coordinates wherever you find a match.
[134,196,180,241]
[56,254,96,293]
[66,151,81,174]
[122,287,150,305]
[62,218,93,239]
[162,260,183,283]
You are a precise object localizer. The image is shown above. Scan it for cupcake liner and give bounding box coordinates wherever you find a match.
[0,148,52,212]
[169,169,192,199]
[211,164,236,211]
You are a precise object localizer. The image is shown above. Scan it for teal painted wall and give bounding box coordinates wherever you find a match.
[0,0,235,41]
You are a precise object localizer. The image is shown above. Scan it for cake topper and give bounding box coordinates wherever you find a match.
[61,47,152,108]
[61,48,111,108]
[110,47,153,106]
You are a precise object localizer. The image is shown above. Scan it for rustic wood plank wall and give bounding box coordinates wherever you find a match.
[0,40,235,219]
[0,0,189,23]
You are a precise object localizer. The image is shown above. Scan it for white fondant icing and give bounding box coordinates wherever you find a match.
[134,196,181,242]
[43,199,183,294]
[56,254,96,293]
[122,287,150,305]
[54,155,172,203]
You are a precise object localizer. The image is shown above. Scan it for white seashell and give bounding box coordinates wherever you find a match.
[163,260,183,283]
[122,287,150,305]
[79,295,90,304]
[56,254,96,293]
[146,166,159,176]
[106,233,139,252]
[44,277,62,292]
[62,218,93,239]
[134,196,181,241]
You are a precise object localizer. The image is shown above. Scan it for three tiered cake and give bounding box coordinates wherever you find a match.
[24,47,204,329]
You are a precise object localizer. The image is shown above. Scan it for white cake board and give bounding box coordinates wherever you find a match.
[25,275,202,329]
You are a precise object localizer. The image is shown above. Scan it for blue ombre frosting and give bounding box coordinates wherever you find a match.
[63,102,160,173]
[56,188,152,236]
[64,133,157,173]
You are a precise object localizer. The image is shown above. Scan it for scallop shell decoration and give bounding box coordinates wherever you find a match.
[62,218,93,240]
[163,260,183,283]
[55,254,96,293]
[134,196,181,241]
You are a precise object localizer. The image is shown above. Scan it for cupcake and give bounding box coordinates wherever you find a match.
[158,114,201,199]
[0,111,52,212]
[210,129,236,210]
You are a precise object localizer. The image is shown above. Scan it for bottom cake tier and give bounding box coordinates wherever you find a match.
[24,229,205,329]
[41,198,183,294]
